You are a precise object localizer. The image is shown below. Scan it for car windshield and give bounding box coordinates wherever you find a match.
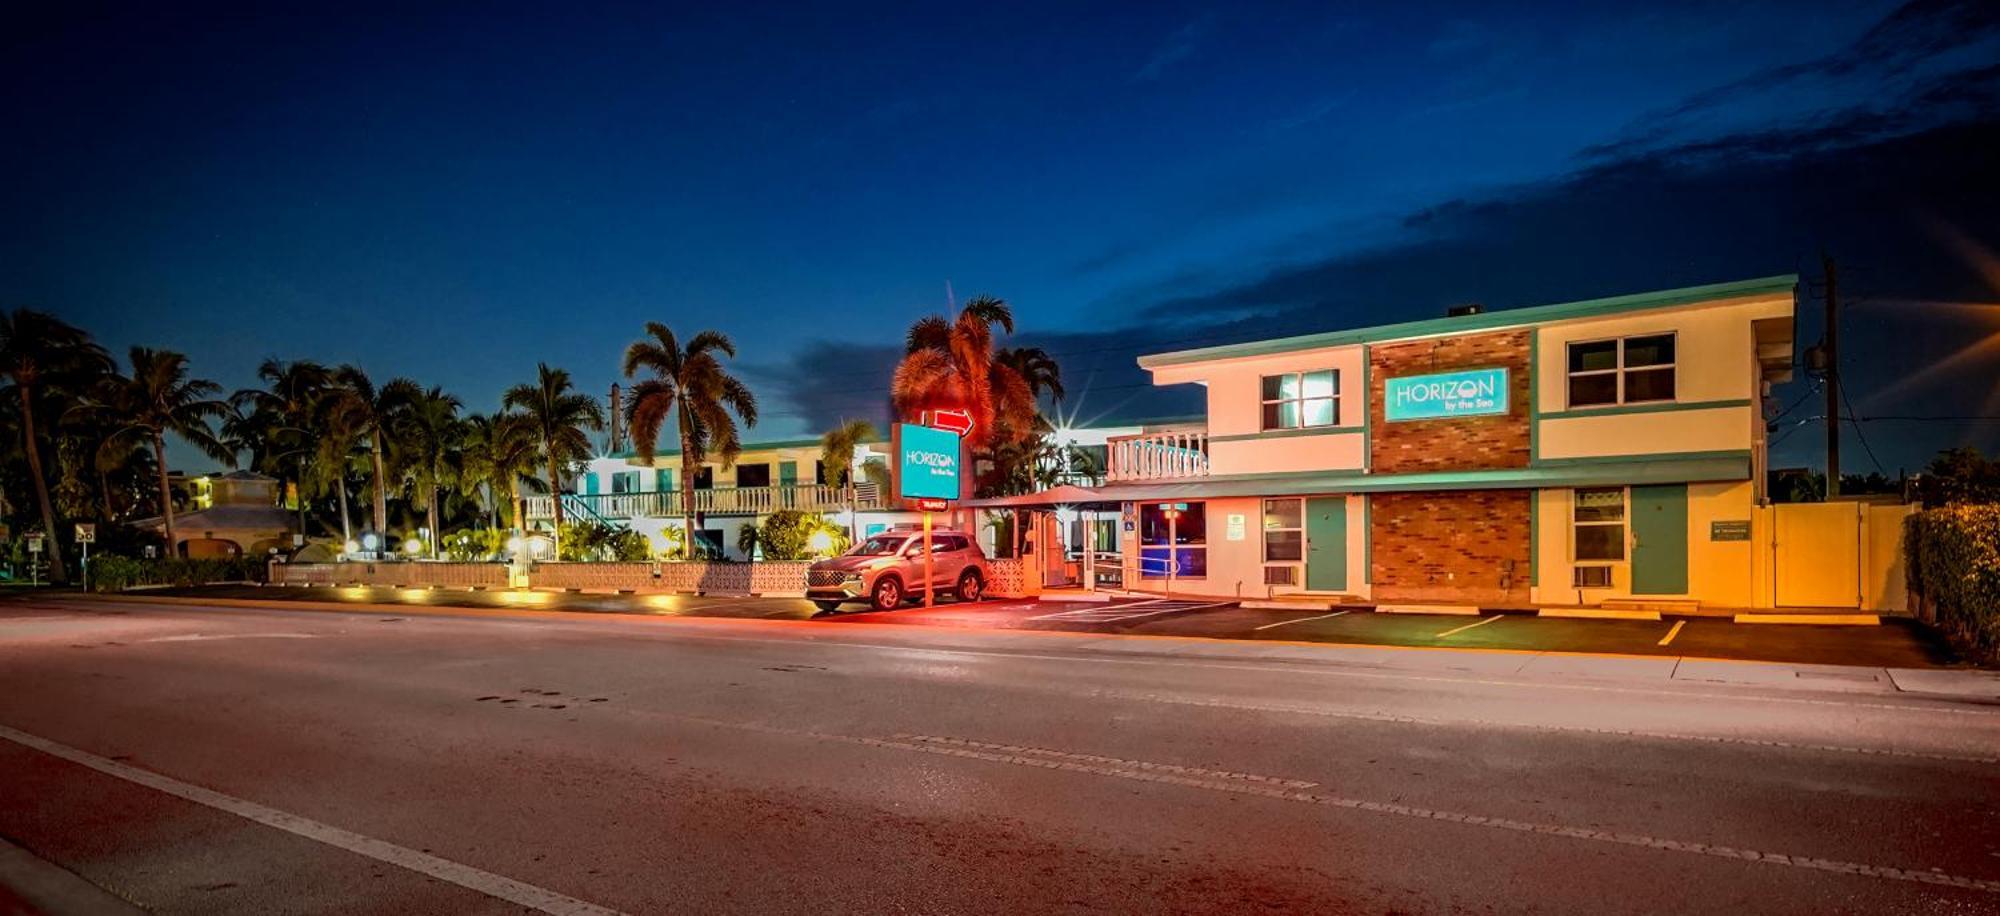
[852,535,908,556]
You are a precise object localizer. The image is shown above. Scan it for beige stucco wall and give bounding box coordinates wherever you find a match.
[1532,481,1757,607]
[1207,431,1366,476]
[1152,345,1369,478]
[1537,406,1756,461]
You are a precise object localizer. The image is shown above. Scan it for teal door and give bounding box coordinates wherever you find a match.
[779,461,798,485]
[1306,497,1347,592]
[1630,484,1689,594]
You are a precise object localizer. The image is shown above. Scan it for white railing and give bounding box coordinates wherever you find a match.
[525,484,888,521]
[1106,429,1210,481]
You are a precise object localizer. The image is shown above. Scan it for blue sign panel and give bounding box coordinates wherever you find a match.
[1384,367,1509,421]
[896,423,961,500]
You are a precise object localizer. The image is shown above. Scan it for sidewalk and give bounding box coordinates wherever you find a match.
[68,592,2000,703]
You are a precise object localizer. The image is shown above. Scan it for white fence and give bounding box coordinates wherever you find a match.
[1105,429,1209,481]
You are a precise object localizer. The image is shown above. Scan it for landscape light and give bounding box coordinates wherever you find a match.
[343,540,360,555]
[361,534,378,550]
[505,536,524,553]
[404,538,423,554]
[807,530,834,554]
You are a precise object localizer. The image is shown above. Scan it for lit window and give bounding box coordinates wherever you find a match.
[1139,502,1206,578]
[1574,487,1626,562]
[1567,334,1675,407]
[1261,370,1339,430]
[1262,498,1303,563]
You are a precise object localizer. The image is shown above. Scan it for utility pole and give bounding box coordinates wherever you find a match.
[1823,256,1841,498]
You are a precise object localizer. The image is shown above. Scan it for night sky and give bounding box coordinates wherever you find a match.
[6,2,1998,474]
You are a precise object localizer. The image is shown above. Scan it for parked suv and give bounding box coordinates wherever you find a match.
[806,527,991,612]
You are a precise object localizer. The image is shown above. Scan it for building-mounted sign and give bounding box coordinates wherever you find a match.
[1384,367,1509,421]
[1709,520,1752,541]
[895,423,961,501]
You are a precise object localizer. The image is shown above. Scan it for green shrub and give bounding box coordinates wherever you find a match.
[1903,505,2000,664]
[556,521,651,562]
[87,554,267,592]
[442,528,510,562]
[754,510,847,560]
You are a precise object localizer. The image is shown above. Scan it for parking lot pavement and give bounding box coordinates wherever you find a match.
[64,585,1965,670]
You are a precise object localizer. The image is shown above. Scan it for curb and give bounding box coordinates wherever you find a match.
[0,839,145,915]
[1540,608,1663,621]
[1734,613,1880,626]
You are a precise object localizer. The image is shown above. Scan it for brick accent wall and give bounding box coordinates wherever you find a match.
[1371,491,1532,605]
[1370,330,1531,473]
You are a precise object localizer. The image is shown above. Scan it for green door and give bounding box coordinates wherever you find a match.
[1630,484,1689,594]
[1306,497,1347,592]
[779,461,798,486]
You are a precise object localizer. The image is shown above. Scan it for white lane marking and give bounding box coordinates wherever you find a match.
[0,724,626,916]
[1028,600,1231,624]
[69,598,2000,717]
[642,711,2000,896]
[1255,610,1350,631]
[896,735,1319,788]
[1435,616,1503,638]
[143,633,319,643]
[1658,620,1687,647]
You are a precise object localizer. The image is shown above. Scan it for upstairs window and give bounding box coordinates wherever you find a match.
[1566,334,1675,407]
[1261,370,1339,430]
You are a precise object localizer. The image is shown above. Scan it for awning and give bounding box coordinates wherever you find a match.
[964,454,1749,507]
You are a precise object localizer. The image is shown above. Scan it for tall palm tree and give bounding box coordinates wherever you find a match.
[818,418,888,543]
[310,396,369,546]
[460,412,544,533]
[503,364,603,538]
[89,348,235,554]
[322,365,413,541]
[386,382,462,557]
[229,359,332,539]
[621,324,758,558]
[891,295,1038,450]
[0,309,113,581]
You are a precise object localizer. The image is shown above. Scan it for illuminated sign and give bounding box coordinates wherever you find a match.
[1384,367,1509,421]
[897,423,961,501]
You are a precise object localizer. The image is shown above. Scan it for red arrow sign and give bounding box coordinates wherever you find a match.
[929,408,974,437]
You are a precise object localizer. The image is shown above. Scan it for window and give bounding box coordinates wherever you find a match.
[1573,487,1626,562]
[1262,498,1303,563]
[1261,370,1339,430]
[611,471,641,494]
[1566,334,1675,407]
[693,467,714,489]
[735,463,772,488]
[1139,502,1206,578]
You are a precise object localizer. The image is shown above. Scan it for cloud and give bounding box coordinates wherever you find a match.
[1130,13,1215,83]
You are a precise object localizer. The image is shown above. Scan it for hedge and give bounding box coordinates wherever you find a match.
[87,555,268,593]
[1904,505,2000,664]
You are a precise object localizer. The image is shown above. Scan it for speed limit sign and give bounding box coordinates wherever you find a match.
[75,523,96,544]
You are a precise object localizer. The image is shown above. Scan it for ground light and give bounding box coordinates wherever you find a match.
[807,530,834,555]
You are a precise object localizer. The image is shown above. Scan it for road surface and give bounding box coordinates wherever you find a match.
[1,596,1996,914]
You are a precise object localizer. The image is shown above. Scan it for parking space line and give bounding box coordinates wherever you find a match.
[1658,620,1687,647]
[1434,615,1503,638]
[1255,610,1350,631]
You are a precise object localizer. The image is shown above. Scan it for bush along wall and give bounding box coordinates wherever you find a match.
[87,555,268,593]
[1904,505,2000,665]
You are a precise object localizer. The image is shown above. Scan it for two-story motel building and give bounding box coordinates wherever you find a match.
[1087,275,1798,609]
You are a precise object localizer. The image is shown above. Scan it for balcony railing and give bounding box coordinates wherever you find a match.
[524,483,886,521]
[1105,429,1210,482]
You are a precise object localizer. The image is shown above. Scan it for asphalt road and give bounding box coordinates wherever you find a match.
[2,597,1996,914]
[136,584,1959,669]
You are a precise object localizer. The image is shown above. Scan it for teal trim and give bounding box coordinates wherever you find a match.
[1209,425,1363,443]
[1361,494,1372,584]
[1528,333,1540,462]
[1533,449,1751,468]
[1630,484,1690,595]
[1138,275,1799,369]
[1360,344,1373,472]
[1528,491,1539,587]
[1306,496,1347,591]
[582,473,600,496]
[1083,455,1749,500]
[1540,398,1753,420]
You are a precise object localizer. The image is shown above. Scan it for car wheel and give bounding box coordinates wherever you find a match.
[870,577,903,611]
[956,570,984,603]
[812,600,842,613]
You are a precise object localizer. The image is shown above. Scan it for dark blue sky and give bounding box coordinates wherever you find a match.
[6,1,1998,473]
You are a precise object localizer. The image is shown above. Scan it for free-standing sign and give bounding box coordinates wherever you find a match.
[1384,367,1509,421]
[75,523,96,544]
[896,423,961,501]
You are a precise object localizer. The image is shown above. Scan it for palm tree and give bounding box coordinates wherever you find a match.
[891,295,1039,450]
[818,418,889,544]
[386,382,462,558]
[503,364,603,539]
[621,324,758,558]
[459,412,545,533]
[229,359,332,539]
[89,348,235,554]
[310,396,369,546]
[322,365,413,542]
[996,346,1065,403]
[0,309,114,581]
